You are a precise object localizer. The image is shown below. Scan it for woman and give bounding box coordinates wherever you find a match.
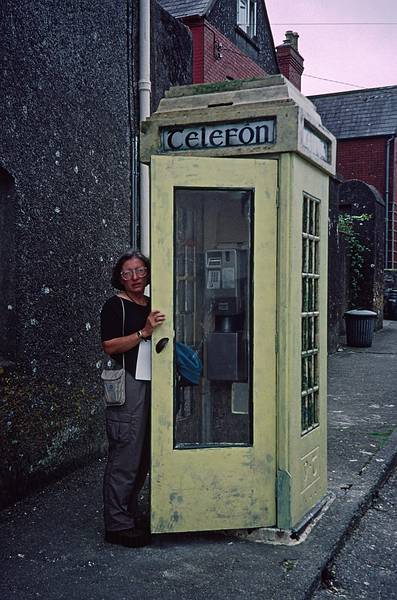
[100,249,165,548]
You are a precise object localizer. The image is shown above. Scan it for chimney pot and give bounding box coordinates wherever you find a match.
[284,30,299,51]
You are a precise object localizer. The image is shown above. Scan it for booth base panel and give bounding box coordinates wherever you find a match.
[220,491,335,545]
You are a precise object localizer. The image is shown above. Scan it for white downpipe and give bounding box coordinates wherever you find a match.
[385,136,392,268]
[385,133,397,269]
[139,0,151,257]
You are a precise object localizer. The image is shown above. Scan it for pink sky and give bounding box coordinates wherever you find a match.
[265,0,397,96]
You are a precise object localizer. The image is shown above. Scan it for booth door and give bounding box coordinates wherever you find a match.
[150,156,278,533]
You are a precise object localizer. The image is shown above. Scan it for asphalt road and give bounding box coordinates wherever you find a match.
[312,464,397,599]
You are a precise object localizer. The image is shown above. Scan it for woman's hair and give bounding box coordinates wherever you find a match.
[111,249,151,290]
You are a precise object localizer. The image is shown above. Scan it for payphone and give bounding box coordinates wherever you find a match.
[205,248,247,381]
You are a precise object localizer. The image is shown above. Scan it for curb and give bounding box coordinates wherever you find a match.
[306,426,397,598]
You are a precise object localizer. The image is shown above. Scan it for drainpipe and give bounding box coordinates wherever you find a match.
[385,134,396,269]
[127,0,138,249]
[139,0,151,257]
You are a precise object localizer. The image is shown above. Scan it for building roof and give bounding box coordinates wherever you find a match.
[310,85,397,140]
[157,0,214,18]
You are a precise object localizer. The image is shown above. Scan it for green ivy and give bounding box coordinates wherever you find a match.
[338,213,372,305]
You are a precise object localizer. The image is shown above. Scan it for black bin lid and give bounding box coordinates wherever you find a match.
[344,309,377,319]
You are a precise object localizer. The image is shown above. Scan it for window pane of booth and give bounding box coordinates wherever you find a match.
[301,194,320,434]
[174,188,253,448]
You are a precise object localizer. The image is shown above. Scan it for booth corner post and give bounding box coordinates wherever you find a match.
[141,75,336,535]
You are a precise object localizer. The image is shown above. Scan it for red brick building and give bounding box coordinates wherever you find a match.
[158,0,279,83]
[311,86,397,270]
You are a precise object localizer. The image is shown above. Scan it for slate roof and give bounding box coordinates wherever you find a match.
[310,86,397,140]
[157,0,213,18]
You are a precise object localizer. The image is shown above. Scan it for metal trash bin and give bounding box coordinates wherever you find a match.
[344,309,377,347]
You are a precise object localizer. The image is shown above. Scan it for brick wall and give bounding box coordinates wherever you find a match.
[188,21,205,84]
[203,21,267,82]
[208,0,279,75]
[336,137,387,195]
[188,20,267,84]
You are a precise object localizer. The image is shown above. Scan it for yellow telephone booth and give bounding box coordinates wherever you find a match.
[140,75,336,535]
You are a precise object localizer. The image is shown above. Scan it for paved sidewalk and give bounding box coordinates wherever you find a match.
[312,463,397,599]
[1,321,397,600]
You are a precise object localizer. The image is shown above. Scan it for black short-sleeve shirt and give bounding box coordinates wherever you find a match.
[100,295,151,376]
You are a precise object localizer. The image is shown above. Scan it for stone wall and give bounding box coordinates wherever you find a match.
[328,178,349,352]
[0,0,136,508]
[339,180,385,326]
[151,1,192,112]
[0,0,192,508]
[328,178,385,352]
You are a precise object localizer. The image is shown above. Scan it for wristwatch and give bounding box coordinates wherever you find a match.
[137,330,147,341]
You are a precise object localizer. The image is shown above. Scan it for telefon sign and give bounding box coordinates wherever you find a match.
[161,118,276,152]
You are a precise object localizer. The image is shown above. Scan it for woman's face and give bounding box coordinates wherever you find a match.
[120,257,148,295]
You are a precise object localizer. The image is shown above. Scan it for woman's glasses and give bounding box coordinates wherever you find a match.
[121,267,148,280]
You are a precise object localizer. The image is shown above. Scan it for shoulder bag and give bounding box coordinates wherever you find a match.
[101,297,126,407]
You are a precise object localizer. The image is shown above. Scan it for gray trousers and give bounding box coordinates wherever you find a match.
[103,372,150,532]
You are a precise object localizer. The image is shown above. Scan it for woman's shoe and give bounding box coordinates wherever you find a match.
[105,527,151,548]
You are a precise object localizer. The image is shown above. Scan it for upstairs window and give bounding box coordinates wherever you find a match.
[237,0,257,38]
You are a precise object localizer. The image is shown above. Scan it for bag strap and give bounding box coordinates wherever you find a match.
[119,297,126,370]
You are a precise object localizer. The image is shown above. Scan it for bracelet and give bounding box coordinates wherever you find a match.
[137,330,147,341]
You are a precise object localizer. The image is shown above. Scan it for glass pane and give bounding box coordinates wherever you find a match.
[303,196,308,234]
[301,316,307,352]
[314,277,319,308]
[174,188,253,447]
[308,199,313,235]
[308,240,313,273]
[314,201,319,236]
